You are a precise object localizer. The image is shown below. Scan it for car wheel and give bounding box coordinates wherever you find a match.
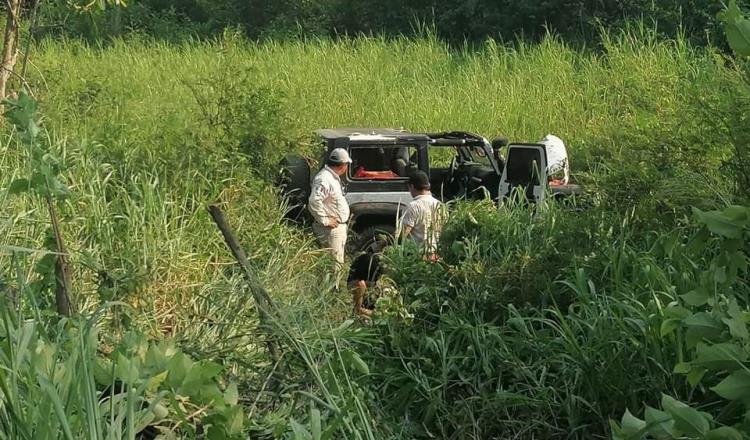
[277,155,311,224]
[348,224,396,255]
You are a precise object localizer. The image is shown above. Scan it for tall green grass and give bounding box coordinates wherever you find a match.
[9,27,733,304]
[0,27,746,438]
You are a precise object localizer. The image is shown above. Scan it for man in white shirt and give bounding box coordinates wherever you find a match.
[539,134,569,184]
[308,148,352,266]
[400,170,444,256]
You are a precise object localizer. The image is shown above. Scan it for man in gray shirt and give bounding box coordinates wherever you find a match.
[400,171,445,256]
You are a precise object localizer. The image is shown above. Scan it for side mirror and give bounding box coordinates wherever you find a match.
[491,136,509,149]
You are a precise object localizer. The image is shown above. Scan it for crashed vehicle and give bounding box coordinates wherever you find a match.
[277,128,580,252]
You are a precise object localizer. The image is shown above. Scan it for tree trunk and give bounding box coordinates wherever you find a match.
[0,0,22,100]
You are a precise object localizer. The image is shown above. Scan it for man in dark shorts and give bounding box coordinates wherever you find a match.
[347,242,386,317]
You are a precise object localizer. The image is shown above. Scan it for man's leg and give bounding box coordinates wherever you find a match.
[350,279,372,317]
[328,224,347,267]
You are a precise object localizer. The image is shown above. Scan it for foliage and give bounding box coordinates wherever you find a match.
[364,199,676,438]
[0,295,244,439]
[37,0,728,46]
[182,57,288,178]
[611,206,750,439]
[3,25,750,439]
[5,92,69,200]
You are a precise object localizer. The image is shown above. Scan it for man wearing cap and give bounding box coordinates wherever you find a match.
[308,148,352,266]
[400,170,445,257]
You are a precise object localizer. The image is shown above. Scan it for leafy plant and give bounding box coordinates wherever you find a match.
[612,205,750,439]
[0,290,245,439]
[4,92,74,316]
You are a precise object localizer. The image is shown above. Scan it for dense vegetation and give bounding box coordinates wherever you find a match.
[42,0,727,45]
[3,2,750,439]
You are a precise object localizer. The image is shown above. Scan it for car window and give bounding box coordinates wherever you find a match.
[428,147,457,169]
[429,145,494,168]
[466,146,494,167]
[505,148,543,185]
[348,145,419,180]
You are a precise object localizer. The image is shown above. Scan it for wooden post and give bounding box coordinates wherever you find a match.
[47,195,74,316]
[207,205,280,361]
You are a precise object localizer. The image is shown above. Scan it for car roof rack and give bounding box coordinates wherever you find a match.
[425,131,488,146]
[315,128,431,143]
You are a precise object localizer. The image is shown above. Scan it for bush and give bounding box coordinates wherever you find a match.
[367,200,714,438]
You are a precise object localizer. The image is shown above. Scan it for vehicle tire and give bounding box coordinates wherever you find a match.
[277,155,311,224]
[348,224,396,255]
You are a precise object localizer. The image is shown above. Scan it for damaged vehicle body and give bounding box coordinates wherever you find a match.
[277,128,581,252]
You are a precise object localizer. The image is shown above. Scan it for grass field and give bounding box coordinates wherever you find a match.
[1,27,749,438]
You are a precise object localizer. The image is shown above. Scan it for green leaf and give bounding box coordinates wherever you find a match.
[226,405,245,435]
[720,0,750,57]
[711,370,750,400]
[673,362,692,374]
[722,316,749,340]
[144,343,170,370]
[114,353,139,384]
[145,371,168,392]
[166,352,192,388]
[664,305,692,320]
[723,205,750,222]
[93,357,113,386]
[661,394,710,437]
[610,419,625,440]
[310,407,321,440]
[289,418,312,440]
[7,178,31,195]
[620,409,647,438]
[342,350,369,375]
[687,366,708,388]
[693,208,744,239]
[728,299,744,319]
[661,318,682,337]
[705,426,743,440]
[644,406,675,439]
[681,288,711,307]
[47,176,70,198]
[39,378,75,440]
[684,312,725,346]
[714,265,728,284]
[694,342,747,371]
[225,382,239,406]
[193,383,224,404]
[726,23,750,58]
[687,228,711,254]
[733,251,749,274]
[150,403,168,421]
[30,172,47,193]
[3,92,39,135]
[181,360,223,400]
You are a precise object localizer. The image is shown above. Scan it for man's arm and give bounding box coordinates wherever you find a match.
[308,180,337,227]
[398,205,417,242]
[401,225,413,240]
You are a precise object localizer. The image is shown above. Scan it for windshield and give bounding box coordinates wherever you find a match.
[428,145,497,170]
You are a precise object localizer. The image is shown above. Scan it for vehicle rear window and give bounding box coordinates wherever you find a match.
[348,145,418,180]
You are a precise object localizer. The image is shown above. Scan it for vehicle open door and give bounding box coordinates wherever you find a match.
[498,143,548,202]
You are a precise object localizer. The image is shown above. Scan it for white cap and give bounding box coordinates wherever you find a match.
[329,148,352,164]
